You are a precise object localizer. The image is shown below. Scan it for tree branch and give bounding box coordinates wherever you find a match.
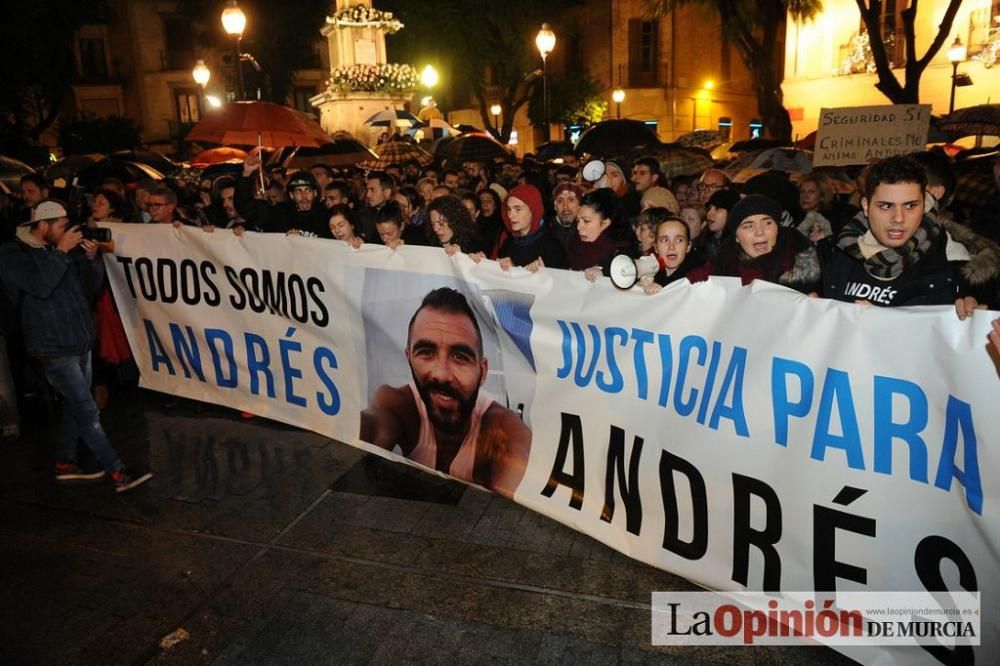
[915,0,963,69]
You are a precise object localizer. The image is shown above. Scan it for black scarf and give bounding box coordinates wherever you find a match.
[836,210,941,280]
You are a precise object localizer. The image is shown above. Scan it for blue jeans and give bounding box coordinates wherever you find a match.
[41,353,123,472]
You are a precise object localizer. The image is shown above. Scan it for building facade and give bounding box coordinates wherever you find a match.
[62,0,328,155]
[783,0,1000,140]
[448,0,762,155]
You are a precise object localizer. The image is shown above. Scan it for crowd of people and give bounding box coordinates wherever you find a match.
[2,139,1000,492]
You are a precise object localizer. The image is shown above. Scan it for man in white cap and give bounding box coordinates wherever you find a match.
[0,200,152,492]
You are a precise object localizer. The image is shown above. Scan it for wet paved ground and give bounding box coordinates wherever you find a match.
[0,390,856,665]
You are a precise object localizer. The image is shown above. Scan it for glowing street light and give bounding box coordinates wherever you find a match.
[536,23,556,140]
[490,103,502,134]
[947,35,970,114]
[206,95,223,109]
[611,88,625,119]
[192,59,211,88]
[421,64,439,89]
[221,0,247,100]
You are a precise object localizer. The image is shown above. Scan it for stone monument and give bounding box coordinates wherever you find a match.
[309,0,417,145]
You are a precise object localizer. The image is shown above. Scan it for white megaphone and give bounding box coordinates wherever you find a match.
[609,254,660,290]
[581,159,606,183]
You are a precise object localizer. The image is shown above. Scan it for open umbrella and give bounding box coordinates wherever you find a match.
[364,109,421,129]
[645,144,714,179]
[110,150,180,175]
[186,101,332,148]
[362,140,434,169]
[73,159,165,191]
[575,119,660,158]
[725,147,813,178]
[45,154,102,182]
[191,147,249,166]
[939,104,1000,137]
[0,155,36,193]
[438,132,510,163]
[281,135,377,168]
[676,129,728,150]
[729,138,787,153]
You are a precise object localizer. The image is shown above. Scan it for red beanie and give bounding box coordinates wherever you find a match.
[502,184,544,235]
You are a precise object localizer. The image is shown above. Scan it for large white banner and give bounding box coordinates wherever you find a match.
[104,224,999,664]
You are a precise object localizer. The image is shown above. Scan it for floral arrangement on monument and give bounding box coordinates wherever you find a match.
[328,63,419,93]
[327,4,403,33]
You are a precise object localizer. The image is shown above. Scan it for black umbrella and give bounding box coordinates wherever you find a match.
[0,155,36,193]
[73,158,165,191]
[574,120,660,158]
[110,150,181,176]
[729,138,786,153]
[939,104,1000,137]
[280,136,377,168]
[438,133,510,163]
[534,140,575,162]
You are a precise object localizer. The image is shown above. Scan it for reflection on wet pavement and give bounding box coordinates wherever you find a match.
[0,389,854,665]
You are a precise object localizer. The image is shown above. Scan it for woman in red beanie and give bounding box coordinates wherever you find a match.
[492,184,567,271]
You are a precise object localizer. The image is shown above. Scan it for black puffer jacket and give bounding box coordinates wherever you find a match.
[818,217,1000,307]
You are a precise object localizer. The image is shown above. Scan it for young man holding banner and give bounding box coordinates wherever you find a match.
[359,287,531,498]
[818,155,998,314]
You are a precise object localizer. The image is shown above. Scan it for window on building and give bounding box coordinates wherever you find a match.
[163,16,194,70]
[292,86,316,113]
[876,0,906,67]
[78,38,108,80]
[968,3,1000,55]
[628,19,658,87]
[175,89,201,125]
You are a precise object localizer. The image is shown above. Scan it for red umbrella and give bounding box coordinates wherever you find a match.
[185,101,332,148]
[191,147,249,165]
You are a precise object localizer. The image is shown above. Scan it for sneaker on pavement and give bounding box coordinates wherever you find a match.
[110,469,153,493]
[54,462,106,482]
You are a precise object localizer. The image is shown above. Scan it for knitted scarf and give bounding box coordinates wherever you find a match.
[836,210,941,280]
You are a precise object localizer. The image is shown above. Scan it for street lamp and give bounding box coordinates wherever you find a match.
[535,23,556,140]
[611,88,625,119]
[192,59,211,117]
[490,103,502,135]
[192,59,211,88]
[947,35,969,114]
[221,0,246,101]
[421,64,439,89]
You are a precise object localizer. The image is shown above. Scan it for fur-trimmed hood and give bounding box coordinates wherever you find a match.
[779,244,821,290]
[940,216,1000,287]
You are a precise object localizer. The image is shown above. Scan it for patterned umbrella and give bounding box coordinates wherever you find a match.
[575,119,660,158]
[361,140,434,169]
[364,108,421,129]
[186,101,332,148]
[939,104,1000,137]
[646,143,714,179]
[438,132,510,163]
[729,138,786,153]
[724,147,813,177]
[953,151,999,210]
[675,129,728,150]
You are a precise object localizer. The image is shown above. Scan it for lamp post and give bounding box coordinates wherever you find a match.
[611,88,625,119]
[535,23,555,141]
[947,34,967,114]
[221,0,247,101]
[490,103,502,136]
[192,59,211,117]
